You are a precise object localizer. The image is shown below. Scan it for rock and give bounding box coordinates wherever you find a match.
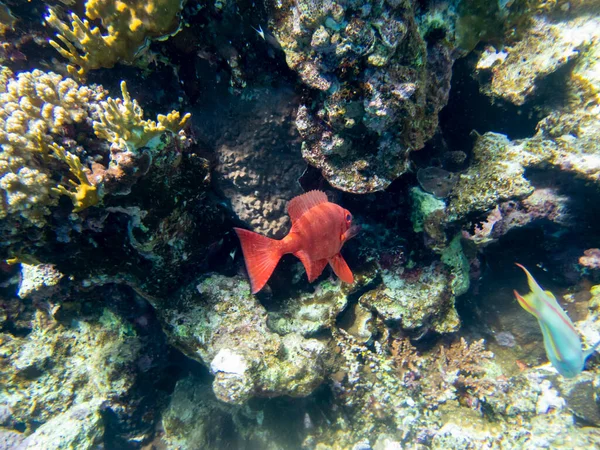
[17,402,104,450]
[446,133,543,221]
[17,264,63,300]
[162,376,235,450]
[267,279,348,336]
[476,15,600,106]
[338,302,375,343]
[558,373,600,426]
[199,85,306,238]
[0,429,24,450]
[273,1,453,192]
[0,306,161,442]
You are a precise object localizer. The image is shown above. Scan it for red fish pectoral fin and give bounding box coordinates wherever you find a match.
[295,251,328,283]
[329,254,354,284]
[234,227,282,294]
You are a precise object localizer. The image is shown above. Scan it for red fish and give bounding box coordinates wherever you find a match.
[234,190,360,294]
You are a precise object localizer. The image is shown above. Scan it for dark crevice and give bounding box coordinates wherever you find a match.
[439,51,542,151]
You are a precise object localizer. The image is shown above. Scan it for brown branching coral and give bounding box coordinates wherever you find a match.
[423,338,500,406]
[390,336,421,376]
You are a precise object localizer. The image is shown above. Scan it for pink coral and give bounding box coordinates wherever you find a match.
[579,249,600,269]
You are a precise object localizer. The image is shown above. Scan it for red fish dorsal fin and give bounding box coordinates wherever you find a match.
[287,190,328,222]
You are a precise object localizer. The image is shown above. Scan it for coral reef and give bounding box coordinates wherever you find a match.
[1,0,600,448]
[580,249,600,269]
[93,81,190,152]
[202,85,306,238]
[267,279,349,336]
[46,0,187,77]
[446,132,543,220]
[17,263,63,300]
[463,187,570,248]
[476,12,600,106]
[274,0,453,193]
[472,2,600,189]
[0,66,191,256]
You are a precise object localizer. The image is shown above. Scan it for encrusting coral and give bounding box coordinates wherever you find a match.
[46,0,187,77]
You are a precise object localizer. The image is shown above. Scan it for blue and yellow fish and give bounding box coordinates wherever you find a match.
[514,263,599,378]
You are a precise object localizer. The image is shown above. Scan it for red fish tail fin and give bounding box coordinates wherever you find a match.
[234,228,282,294]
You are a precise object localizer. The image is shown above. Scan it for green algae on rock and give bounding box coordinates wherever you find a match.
[360,262,460,334]
[161,274,328,404]
[410,186,446,234]
[0,308,146,435]
[267,279,349,336]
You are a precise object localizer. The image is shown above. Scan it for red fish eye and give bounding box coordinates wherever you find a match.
[346,213,352,222]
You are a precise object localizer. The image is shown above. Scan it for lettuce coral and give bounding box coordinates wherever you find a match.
[46,0,187,77]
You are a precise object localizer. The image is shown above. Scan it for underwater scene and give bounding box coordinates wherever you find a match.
[1,0,600,448]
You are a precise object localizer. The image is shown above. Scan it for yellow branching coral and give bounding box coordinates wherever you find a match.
[0,67,103,228]
[93,81,191,151]
[46,10,115,79]
[46,0,186,77]
[50,144,100,212]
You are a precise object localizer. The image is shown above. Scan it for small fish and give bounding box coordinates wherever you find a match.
[252,24,266,40]
[251,24,282,51]
[234,190,360,294]
[513,263,600,378]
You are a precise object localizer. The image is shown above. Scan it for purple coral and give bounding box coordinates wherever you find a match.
[463,188,570,246]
